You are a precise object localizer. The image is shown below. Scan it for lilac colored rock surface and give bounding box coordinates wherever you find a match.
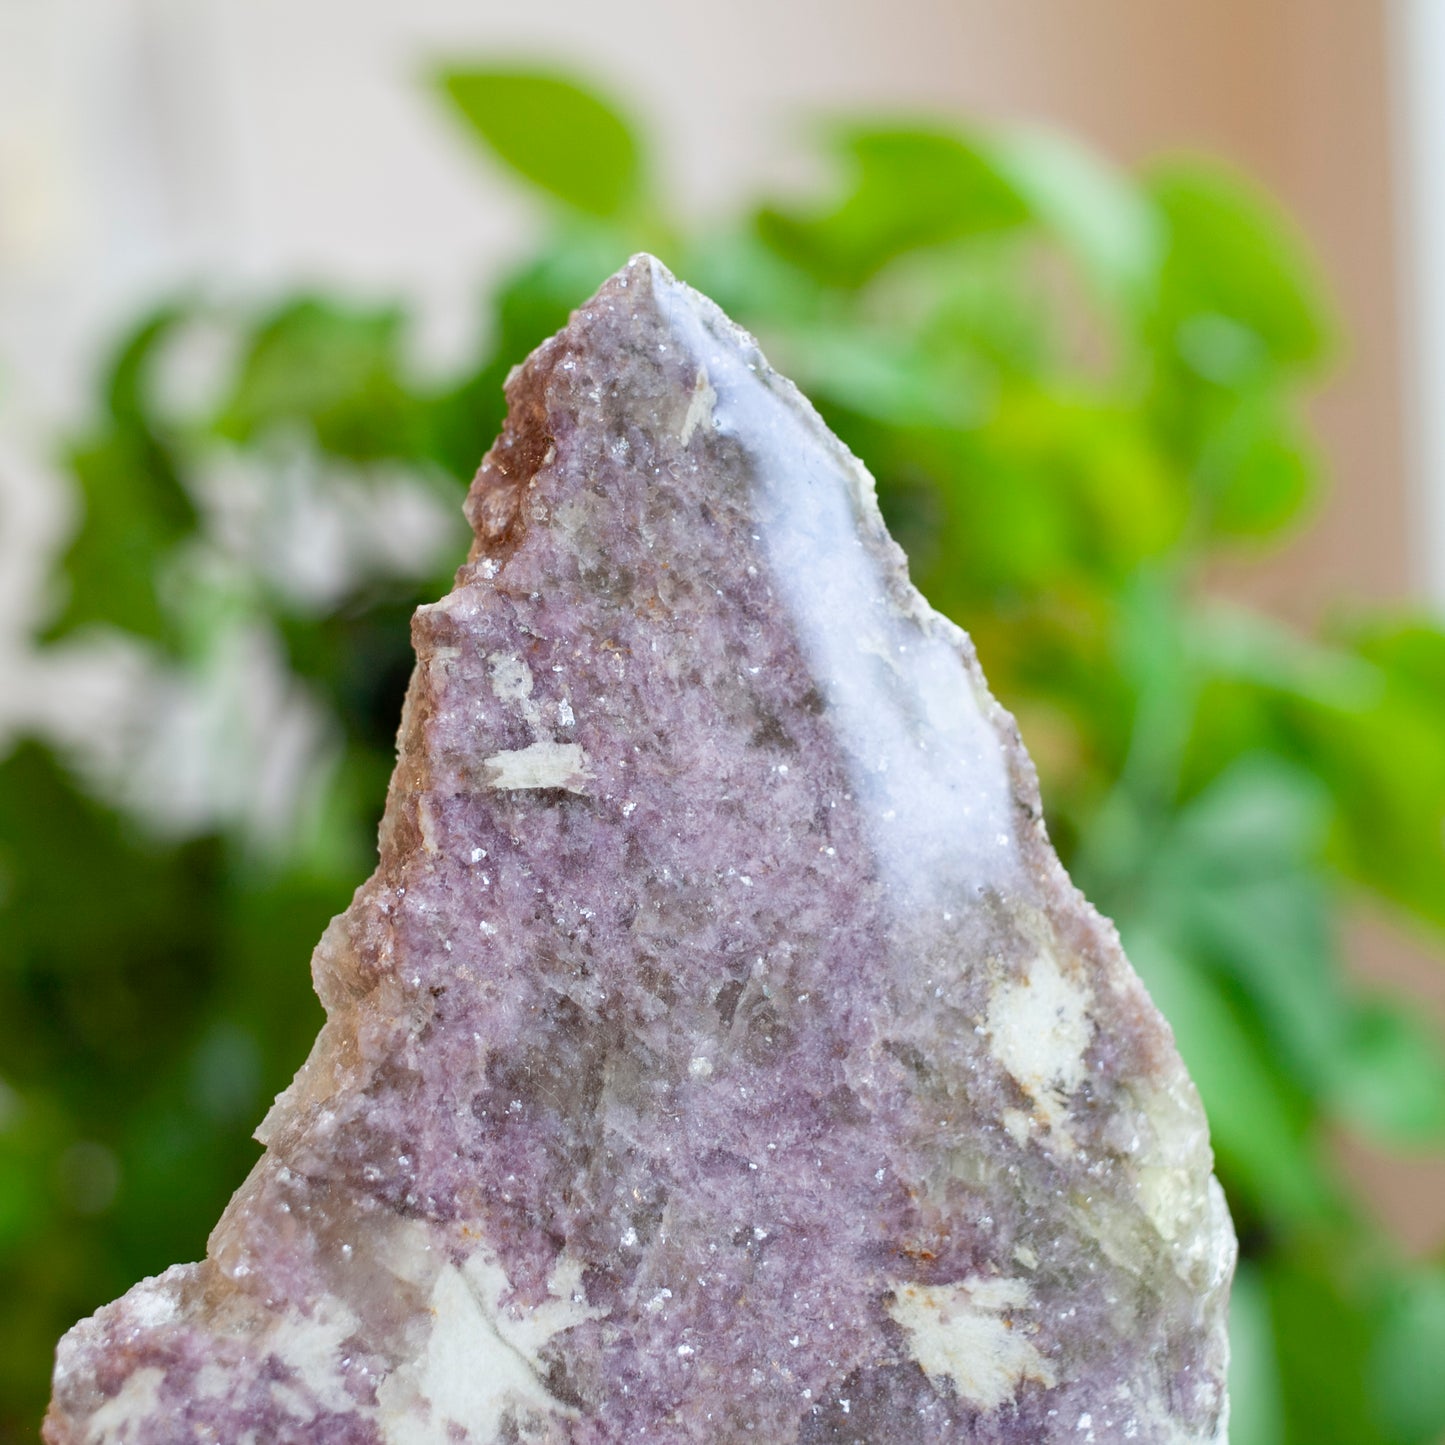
[46,255,1234,1445]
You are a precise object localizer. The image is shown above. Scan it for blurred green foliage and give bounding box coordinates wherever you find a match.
[2,64,1445,1445]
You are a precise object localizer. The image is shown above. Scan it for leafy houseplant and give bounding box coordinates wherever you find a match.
[2,66,1444,1445]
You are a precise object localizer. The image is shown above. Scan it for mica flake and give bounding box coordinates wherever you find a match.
[46,256,1233,1445]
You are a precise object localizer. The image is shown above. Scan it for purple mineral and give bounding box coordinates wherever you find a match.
[46,256,1233,1445]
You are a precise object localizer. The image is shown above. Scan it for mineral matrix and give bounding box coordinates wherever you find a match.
[46,255,1234,1445]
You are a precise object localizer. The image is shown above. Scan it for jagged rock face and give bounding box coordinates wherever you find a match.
[45,256,1233,1445]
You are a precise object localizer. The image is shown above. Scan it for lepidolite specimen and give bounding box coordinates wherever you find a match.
[46,256,1234,1444]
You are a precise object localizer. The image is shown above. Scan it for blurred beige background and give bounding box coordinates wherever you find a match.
[1,0,1441,1244]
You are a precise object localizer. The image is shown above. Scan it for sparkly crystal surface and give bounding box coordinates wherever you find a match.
[45,256,1233,1445]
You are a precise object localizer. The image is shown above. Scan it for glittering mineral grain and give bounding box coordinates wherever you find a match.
[46,255,1234,1445]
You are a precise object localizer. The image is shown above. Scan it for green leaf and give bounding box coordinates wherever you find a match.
[1149,161,1333,374]
[1267,1247,1394,1445]
[0,743,223,1101]
[986,128,1163,307]
[1350,616,1445,697]
[43,309,201,648]
[216,299,425,462]
[1229,1263,1286,1445]
[676,226,829,330]
[1137,753,1445,1145]
[44,429,194,646]
[921,394,1184,606]
[1333,1000,1445,1144]
[103,304,190,426]
[1194,392,1320,539]
[757,126,1027,288]
[1283,621,1445,931]
[435,68,643,217]
[899,241,1056,377]
[1193,605,1380,711]
[779,321,990,430]
[1372,1268,1445,1443]
[0,1088,53,1253]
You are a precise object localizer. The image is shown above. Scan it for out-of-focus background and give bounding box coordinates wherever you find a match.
[3,3,1445,1443]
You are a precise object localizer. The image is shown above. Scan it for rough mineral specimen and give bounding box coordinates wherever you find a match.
[46,256,1234,1444]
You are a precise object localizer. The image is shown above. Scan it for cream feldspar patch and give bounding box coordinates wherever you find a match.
[886,1277,1056,1409]
[679,368,717,446]
[378,1249,602,1444]
[83,1367,165,1445]
[483,741,590,792]
[121,1269,182,1330]
[986,943,1093,1148]
[488,653,541,725]
[263,1299,367,1419]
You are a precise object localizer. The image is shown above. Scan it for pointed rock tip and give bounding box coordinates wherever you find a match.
[469,250,776,560]
[567,251,751,364]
